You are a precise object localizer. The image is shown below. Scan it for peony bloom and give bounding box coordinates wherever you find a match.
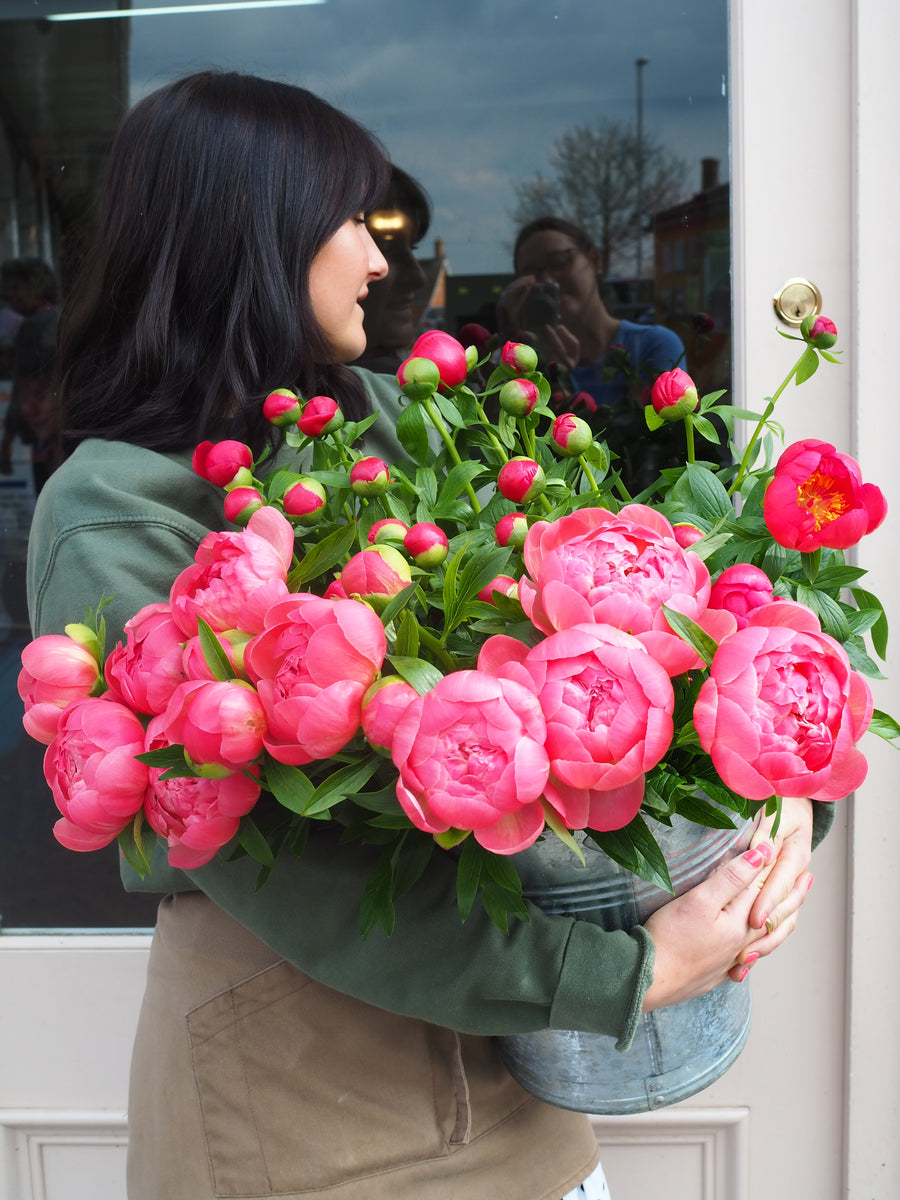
[104,602,187,716]
[404,522,449,566]
[244,594,386,765]
[44,697,149,851]
[283,475,327,523]
[299,395,344,437]
[519,505,737,676]
[19,633,101,744]
[494,512,528,549]
[192,440,254,489]
[143,716,260,869]
[361,675,419,755]
[479,624,674,832]
[551,413,593,457]
[497,457,546,503]
[500,340,539,375]
[763,439,887,552]
[157,678,267,774]
[498,377,539,417]
[707,564,775,630]
[350,456,390,497]
[223,487,266,526]
[340,546,412,612]
[401,330,468,392]
[694,601,872,802]
[391,670,550,854]
[169,505,294,637]
[650,368,699,421]
[262,388,302,427]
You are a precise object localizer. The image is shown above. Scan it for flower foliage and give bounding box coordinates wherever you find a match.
[19,322,899,935]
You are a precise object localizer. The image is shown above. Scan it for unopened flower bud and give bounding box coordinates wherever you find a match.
[341,546,412,612]
[283,475,327,523]
[478,575,519,605]
[299,395,344,436]
[404,522,449,566]
[650,368,699,421]
[396,355,441,400]
[368,518,410,546]
[494,512,528,549]
[673,523,705,549]
[801,314,838,349]
[263,387,302,427]
[407,330,469,390]
[497,457,545,503]
[551,412,593,457]
[350,457,390,497]
[192,439,253,489]
[500,340,539,375]
[361,675,419,755]
[224,487,266,525]
[498,377,539,417]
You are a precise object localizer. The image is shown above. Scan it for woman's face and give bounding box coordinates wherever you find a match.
[514,229,602,329]
[309,217,389,362]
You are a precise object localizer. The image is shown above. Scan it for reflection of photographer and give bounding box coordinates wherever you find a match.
[499,216,692,493]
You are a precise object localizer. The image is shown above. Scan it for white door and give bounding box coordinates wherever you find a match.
[2,3,898,1198]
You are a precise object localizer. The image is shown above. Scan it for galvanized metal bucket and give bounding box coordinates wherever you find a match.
[498,811,755,1114]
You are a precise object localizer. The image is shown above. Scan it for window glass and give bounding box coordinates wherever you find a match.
[0,0,729,927]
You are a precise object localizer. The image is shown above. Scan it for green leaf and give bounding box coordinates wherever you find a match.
[868,708,900,746]
[395,401,430,463]
[671,462,733,523]
[290,522,356,588]
[593,814,674,893]
[434,394,466,429]
[197,617,237,681]
[456,837,484,922]
[359,850,397,938]
[660,605,718,665]
[801,549,821,584]
[644,404,665,431]
[117,813,157,877]
[394,608,421,658]
[795,347,820,385]
[851,587,889,659]
[387,655,444,694]
[237,815,276,868]
[379,582,418,626]
[135,743,191,771]
[796,584,851,642]
[691,414,723,445]
[675,794,738,830]
[303,758,381,818]
[263,757,315,814]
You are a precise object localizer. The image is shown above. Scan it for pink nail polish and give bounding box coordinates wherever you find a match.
[737,966,750,983]
[743,847,766,868]
[745,952,760,966]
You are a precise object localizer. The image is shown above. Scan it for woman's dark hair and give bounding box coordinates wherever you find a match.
[512,216,597,269]
[58,71,390,452]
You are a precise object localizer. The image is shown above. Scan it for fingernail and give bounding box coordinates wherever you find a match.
[756,912,769,931]
[744,951,760,966]
[807,874,814,891]
[737,966,750,983]
[743,845,771,868]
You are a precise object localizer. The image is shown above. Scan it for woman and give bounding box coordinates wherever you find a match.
[26,73,819,1200]
[500,217,696,494]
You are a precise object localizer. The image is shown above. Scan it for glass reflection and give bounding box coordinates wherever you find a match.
[0,0,728,926]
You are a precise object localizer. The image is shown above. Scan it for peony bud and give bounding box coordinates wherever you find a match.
[498,377,539,417]
[673,523,705,549]
[458,322,492,351]
[478,575,519,605]
[551,412,593,457]
[396,355,441,400]
[283,476,327,523]
[500,340,539,375]
[497,457,545,503]
[350,457,391,497]
[368,518,410,546]
[404,522,449,566]
[299,395,344,437]
[192,440,254,489]
[801,314,838,349]
[407,330,468,390]
[650,368,699,421]
[361,675,419,755]
[465,344,479,372]
[263,387,303,427]
[494,512,528,549]
[224,487,266,526]
[341,546,412,611]
[323,578,349,600]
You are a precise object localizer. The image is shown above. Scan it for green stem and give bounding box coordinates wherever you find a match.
[420,394,482,513]
[473,399,510,463]
[727,352,806,497]
[418,623,459,669]
[684,416,695,465]
[577,455,599,493]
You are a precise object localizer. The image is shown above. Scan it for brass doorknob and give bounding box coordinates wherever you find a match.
[773,278,822,327]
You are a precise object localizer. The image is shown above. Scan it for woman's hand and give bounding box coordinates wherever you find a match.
[641,806,814,1012]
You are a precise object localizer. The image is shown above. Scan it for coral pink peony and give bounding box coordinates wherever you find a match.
[519,505,736,675]
[479,624,674,831]
[391,670,550,854]
[694,601,873,802]
[361,676,419,754]
[143,717,260,868]
[104,602,188,716]
[244,594,386,765]
[157,679,267,774]
[44,697,149,851]
[763,439,887,552]
[19,633,101,745]
[169,505,294,637]
[707,564,775,630]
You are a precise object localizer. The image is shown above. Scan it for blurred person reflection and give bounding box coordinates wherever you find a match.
[0,307,62,493]
[499,217,694,494]
[355,166,430,373]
